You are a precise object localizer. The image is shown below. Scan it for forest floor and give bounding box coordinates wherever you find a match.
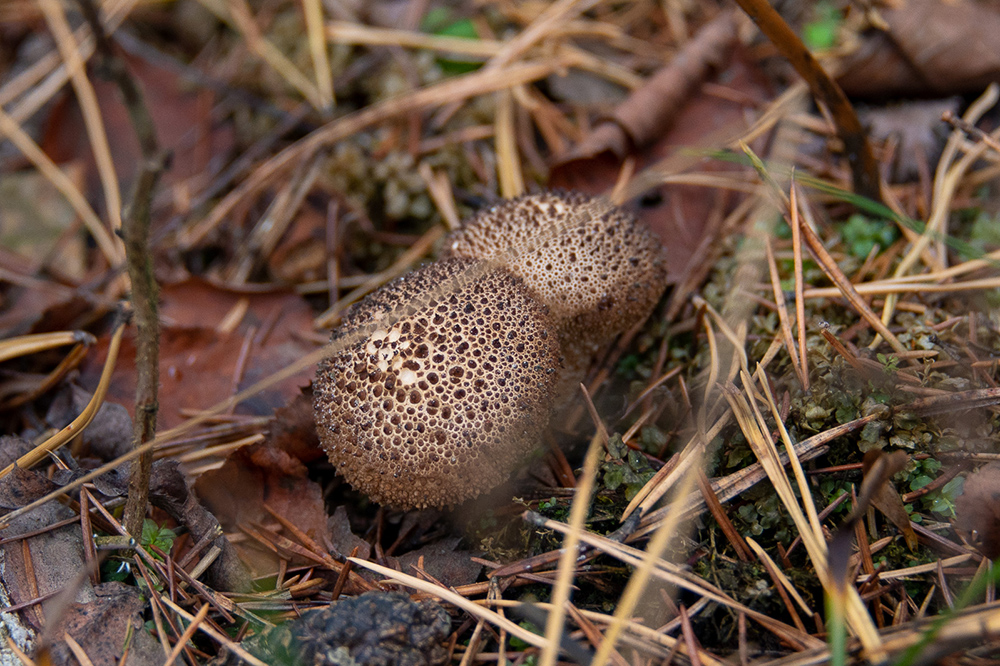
[1,0,1000,664]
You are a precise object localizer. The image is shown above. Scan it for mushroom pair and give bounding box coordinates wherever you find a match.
[314,192,667,509]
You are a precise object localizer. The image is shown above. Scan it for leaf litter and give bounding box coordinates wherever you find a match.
[2,0,1000,665]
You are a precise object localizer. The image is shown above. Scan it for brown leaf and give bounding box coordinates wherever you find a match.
[395,536,484,588]
[328,505,371,560]
[838,0,1000,98]
[79,278,316,429]
[48,583,163,666]
[862,449,918,551]
[194,392,328,576]
[40,52,234,205]
[954,462,1000,560]
[550,46,770,294]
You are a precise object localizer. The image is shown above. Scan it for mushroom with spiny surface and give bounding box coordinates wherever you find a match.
[442,191,667,399]
[313,257,561,509]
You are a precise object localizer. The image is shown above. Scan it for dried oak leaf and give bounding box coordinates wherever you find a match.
[954,462,1000,560]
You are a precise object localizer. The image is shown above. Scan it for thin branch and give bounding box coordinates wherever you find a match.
[76,0,168,539]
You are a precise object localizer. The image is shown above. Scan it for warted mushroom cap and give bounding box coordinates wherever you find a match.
[313,258,561,509]
[442,191,667,396]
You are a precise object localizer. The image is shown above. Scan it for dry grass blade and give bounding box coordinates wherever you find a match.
[732,0,881,201]
[496,89,524,198]
[0,105,122,265]
[746,536,812,618]
[482,598,727,664]
[792,185,907,355]
[63,635,96,666]
[181,58,569,248]
[301,0,333,108]
[0,320,124,480]
[326,21,502,56]
[790,185,809,389]
[163,603,210,666]
[802,276,1000,298]
[347,558,551,650]
[534,514,823,652]
[0,0,138,122]
[591,449,702,666]
[418,163,461,231]
[539,386,607,666]
[725,376,885,661]
[633,409,883,539]
[5,635,35,666]
[877,84,1000,336]
[38,0,123,236]
[313,225,445,328]
[765,238,805,386]
[761,600,1000,666]
[485,0,602,70]
[0,331,95,363]
[201,0,323,108]
[160,597,268,666]
[696,467,751,561]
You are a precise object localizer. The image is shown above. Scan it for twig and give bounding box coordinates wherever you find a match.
[732,0,882,202]
[941,110,1000,157]
[790,185,809,389]
[76,0,168,539]
[792,185,908,354]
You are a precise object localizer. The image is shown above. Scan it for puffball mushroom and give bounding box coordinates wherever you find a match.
[442,191,667,397]
[313,257,561,509]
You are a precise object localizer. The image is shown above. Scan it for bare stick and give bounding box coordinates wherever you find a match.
[732,0,882,203]
[77,0,168,539]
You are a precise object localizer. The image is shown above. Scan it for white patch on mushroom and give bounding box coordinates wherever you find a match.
[398,368,418,385]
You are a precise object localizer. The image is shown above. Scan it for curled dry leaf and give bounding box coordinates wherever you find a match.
[954,462,1000,560]
[550,12,737,178]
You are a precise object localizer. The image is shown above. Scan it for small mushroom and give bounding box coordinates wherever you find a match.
[442,191,667,396]
[313,257,561,508]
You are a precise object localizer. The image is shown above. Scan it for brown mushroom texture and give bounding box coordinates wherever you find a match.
[313,257,561,509]
[443,191,667,398]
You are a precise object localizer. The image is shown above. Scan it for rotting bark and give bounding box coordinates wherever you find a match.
[732,0,883,204]
[76,0,168,539]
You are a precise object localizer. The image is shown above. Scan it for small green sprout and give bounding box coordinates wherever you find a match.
[803,2,843,51]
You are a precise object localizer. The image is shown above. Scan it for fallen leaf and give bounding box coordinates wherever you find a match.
[954,462,1000,560]
[328,505,371,560]
[395,536,483,588]
[837,0,1000,99]
[195,392,329,576]
[862,449,918,551]
[47,583,163,666]
[79,279,317,429]
[40,51,234,212]
[550,37,771,292]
